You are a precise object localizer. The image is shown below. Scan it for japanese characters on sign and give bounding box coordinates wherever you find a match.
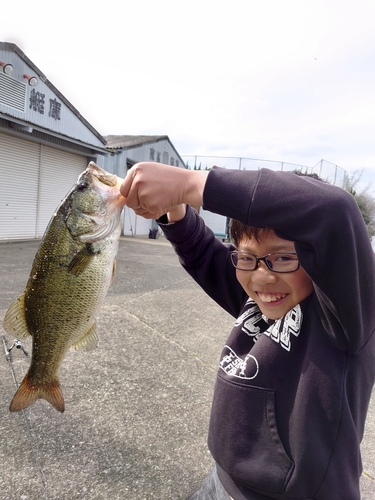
[29,89,45,114]
[48,98,61,120]
[29,89,61,121]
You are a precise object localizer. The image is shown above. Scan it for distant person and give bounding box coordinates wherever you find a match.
[121,162,375,500]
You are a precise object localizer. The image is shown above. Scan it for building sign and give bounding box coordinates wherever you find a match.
[29,91,61,121]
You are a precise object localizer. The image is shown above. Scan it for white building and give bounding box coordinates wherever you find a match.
[103,135,186,236]
[0,42,108,241]
[0,42,188,241]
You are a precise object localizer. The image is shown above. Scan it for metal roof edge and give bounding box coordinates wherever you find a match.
[104,134,186,167]
[0,41,107,146]
[104,135,168,149]
[0,113,108,155]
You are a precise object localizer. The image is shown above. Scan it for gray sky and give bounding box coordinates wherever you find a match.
[3,0,375,185]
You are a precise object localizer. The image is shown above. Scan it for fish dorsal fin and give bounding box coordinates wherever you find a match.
[3,294,31,338]
[67,245,98,276]
[71,323,99,351]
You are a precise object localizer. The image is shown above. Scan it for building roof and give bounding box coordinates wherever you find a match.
[104,134,169,150]
[0,42,106,146]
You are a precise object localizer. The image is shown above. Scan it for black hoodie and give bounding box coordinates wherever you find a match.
[159,167,375,500]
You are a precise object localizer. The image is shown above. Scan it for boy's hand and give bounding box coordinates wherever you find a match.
[120,162,208,219]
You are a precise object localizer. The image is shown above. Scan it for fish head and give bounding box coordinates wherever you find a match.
[65,162,126,242]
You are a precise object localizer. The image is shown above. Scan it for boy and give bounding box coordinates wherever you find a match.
[121,163,375,500]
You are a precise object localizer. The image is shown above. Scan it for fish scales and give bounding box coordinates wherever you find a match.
[3,162,125,412]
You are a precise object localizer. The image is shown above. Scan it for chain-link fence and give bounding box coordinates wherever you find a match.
[182,156,349,189]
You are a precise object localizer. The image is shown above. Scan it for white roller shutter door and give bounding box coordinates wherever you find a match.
[37,146,87,237]
[0,133,40,240]
[0,133,88,240]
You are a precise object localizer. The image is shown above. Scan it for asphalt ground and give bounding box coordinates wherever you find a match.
[0,236,374,500]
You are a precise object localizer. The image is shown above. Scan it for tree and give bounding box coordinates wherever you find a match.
[346,170,375,239]
[294,168,375,240]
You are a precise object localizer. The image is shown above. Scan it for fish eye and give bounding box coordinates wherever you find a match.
[77,181,89,191]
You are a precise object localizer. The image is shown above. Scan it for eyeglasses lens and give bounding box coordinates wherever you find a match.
[231,252,299,272]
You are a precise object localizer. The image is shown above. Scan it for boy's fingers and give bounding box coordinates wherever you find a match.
[120,169,144,210]
[120,168,136,199]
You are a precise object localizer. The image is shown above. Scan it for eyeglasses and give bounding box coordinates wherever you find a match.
[230,251,300,273]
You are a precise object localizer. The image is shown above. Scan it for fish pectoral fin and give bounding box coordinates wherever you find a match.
[71,323,99,351]
[67,244,99,276]
[9,371,64,413]
[3,294,32,338]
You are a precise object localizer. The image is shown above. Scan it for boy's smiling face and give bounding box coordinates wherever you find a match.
[236,230,313,320]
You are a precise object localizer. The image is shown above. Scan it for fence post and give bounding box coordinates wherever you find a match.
[333,165,338,186]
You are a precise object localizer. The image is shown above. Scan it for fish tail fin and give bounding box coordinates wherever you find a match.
[9,373,65,413]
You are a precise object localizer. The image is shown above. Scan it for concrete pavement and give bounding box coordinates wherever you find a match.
[0,236,374,500]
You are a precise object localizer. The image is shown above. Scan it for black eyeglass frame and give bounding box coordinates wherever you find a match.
[229,251,300,273]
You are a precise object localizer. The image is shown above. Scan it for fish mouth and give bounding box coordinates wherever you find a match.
[74,163,126,243]
[86,162,119,188]
[85,162,126,210]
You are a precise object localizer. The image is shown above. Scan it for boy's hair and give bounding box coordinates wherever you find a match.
[229,170,323,247]
[229,220,272,246]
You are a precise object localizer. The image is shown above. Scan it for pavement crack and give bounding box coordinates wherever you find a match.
[121,277,191,305]
[122,309,217,372]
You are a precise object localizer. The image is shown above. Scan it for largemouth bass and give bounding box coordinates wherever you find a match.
[3,162,126,412]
